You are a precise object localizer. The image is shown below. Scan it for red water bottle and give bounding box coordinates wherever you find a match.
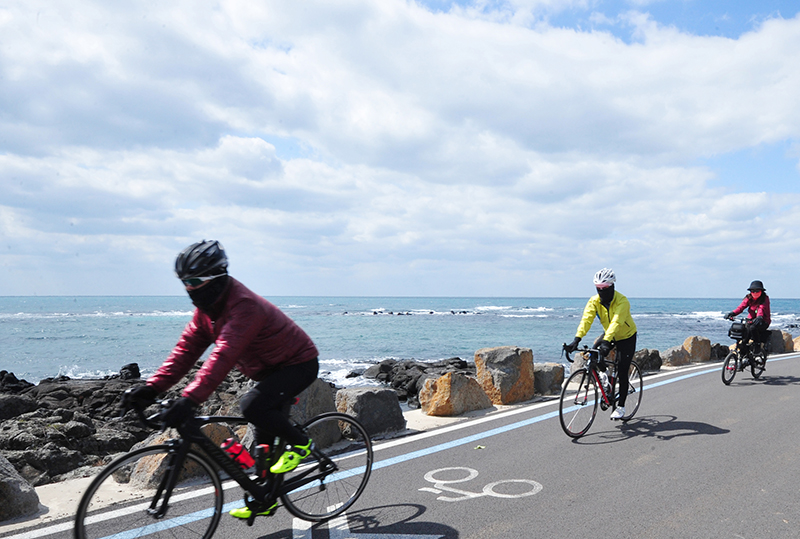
[220,438,255,469]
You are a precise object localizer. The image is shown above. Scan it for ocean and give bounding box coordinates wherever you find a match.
[2,296,799,387]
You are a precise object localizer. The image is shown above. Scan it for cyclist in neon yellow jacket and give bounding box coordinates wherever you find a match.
[565,268,637,420]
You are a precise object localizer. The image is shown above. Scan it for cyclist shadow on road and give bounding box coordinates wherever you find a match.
[254,503,457,539]
[760,374,800,386]
[725,374,800,387]
[573,415,730,444]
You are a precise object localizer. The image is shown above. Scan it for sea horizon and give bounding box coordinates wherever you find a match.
[2,294,790,299]
[3,295,799,387]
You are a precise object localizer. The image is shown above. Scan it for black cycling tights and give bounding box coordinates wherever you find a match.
[239,357,319,447]
[745,320,769,346]
[612,334,637,408]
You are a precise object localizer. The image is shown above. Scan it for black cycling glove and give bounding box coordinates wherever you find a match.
[122,385,158,409]
[162,397,197,429]
[598,340,613,357]
[565,336,581,353]
[724,312,735,321]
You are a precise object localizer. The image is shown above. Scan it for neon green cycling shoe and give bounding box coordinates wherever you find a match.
[229,502,277,519]
[269,440,313,474]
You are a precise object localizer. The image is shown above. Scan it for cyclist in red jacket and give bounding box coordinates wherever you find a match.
[725,280,771,356]
[125,240,319,519]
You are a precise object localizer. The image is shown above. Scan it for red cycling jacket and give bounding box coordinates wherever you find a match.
[731,294,771,327]
[147,277,318,403]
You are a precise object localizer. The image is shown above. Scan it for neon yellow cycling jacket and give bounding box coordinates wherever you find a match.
[575,291,637,342]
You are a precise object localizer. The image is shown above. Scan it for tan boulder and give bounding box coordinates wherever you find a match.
[662,345,690,367]
[683,336,712,362]
[780,330,793,353]
[419,372,492,417]
[127,422,236,488]
[793,335,800,352]
[475,346,535,404]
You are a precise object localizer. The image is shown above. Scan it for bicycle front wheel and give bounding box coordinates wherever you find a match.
[722,351,737,385]
[559,368,598,438]
[281,412,373,521]
[75,444,223,539]
[619,361,642,421]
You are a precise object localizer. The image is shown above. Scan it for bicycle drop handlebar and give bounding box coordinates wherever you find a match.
[561,344,602,364]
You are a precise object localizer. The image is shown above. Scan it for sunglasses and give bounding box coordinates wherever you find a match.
[181,274,225,288]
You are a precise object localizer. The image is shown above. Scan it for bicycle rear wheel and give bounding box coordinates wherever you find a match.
[750,348,767,379]
[722,351,737,385]
[559,368,598,438]
[75,444,223,539]
[618,361,642,421]
[281,412,373,521]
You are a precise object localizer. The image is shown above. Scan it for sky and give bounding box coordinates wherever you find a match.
[1,0,799,298]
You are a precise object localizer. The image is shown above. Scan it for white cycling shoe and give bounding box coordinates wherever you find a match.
[610,407,626,420]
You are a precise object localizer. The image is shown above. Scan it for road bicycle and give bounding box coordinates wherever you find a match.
[721,318,767,385]
[559,345,643,438]
[74,396,373,539]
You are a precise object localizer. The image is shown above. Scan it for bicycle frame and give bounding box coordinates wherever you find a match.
[568,348,617,407]
[722,317,767,385]
[560,344,643,438]
[75,400,374,539]
[147,414,336,518]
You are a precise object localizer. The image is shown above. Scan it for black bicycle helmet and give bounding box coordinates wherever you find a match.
[747,280,765,292]
[175,240,228,280]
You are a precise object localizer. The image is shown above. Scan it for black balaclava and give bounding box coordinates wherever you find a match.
[188,275,230,316]
[597,284,615,307]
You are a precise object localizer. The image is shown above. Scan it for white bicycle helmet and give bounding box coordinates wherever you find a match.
[593,268,616,287]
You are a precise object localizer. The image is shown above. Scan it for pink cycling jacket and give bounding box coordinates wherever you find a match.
[147,277,318,403]
[731,294,771,327]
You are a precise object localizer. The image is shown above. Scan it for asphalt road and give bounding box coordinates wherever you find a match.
[6,352,800,539]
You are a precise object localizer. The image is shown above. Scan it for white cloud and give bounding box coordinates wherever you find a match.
[0,1,799,297]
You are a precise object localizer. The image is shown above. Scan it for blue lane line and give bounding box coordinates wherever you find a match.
[103,508,219,539]
[373,409,561,471]
[79,355,797,539]
[375,354,797,470]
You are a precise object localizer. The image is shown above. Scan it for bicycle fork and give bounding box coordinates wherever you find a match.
[147,440,190,519]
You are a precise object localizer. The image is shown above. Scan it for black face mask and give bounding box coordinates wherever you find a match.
[188,275,230,313]
[597,284,615,305]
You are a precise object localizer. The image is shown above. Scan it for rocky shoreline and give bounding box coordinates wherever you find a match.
[0,356,482,489]
[3,328,797,490]
[0,365,256,488]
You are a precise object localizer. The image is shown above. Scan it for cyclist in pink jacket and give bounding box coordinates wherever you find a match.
[125,240,319,519]
[725,280,771,354]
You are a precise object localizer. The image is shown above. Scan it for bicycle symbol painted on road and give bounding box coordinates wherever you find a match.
[419,467,543,502]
